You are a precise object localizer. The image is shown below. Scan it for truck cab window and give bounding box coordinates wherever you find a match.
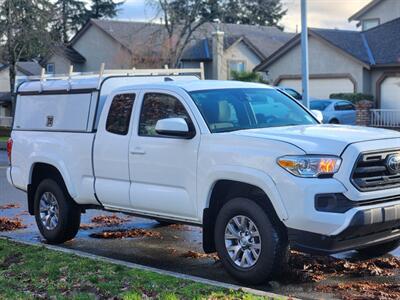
[106,93,135,135]
[139,93,192,137]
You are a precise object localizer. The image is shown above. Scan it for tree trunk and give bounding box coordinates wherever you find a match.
[5,0,16,116]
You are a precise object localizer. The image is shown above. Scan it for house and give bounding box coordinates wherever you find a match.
[42,19,293,80]
[349,0,400,30]
[254,16,400,110]
[0,61,42,117]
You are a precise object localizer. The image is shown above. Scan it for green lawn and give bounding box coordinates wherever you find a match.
[0,136,9,142]
[0,238,278,300]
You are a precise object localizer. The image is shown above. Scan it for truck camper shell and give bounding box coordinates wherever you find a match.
[14,64,204,132]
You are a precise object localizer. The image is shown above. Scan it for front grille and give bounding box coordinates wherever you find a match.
[351,150,400,191]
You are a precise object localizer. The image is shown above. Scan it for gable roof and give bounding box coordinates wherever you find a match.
[363,17,400,64]
[311,28,371,64]
[255,17,400,71]
[16,61,43,76]
[348,0,382,21]
[70,19,293,62]
[182,35,268,61]
[42,45,86,65]
[0,61,42,76]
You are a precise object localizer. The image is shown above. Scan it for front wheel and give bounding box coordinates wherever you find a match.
[357,239,400,257]
[214,198,288,284]
[34,179,81,244]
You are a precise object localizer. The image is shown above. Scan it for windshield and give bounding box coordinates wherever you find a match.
[310,100,331,111]
[190,88,317,133]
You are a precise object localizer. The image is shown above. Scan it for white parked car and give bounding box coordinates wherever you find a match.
[7,71,400,284]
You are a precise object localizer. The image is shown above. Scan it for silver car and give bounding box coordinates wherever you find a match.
[310,99,357,125]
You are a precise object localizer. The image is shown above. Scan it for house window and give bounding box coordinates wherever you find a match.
[362,18,380,31]
[46,63,55,74]
[228,60,246,79]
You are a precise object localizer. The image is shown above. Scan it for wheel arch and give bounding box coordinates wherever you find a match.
[27,162,75,215]
[202,178,288,253]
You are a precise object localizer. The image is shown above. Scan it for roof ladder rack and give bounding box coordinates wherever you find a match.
[23,62,205,83]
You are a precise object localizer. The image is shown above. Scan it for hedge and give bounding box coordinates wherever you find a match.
[329,93,374,103]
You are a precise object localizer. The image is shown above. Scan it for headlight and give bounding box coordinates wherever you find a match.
[277,155,342,178]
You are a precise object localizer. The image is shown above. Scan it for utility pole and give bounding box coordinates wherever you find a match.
[301,0,310,108]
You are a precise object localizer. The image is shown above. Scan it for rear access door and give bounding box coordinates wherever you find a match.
[93,90,140,209]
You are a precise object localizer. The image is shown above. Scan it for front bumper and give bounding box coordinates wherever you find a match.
[288,201,400,254]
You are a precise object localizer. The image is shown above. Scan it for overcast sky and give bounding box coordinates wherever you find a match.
[116,0,372,32]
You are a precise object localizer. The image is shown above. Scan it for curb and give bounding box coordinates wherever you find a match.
[1,236,295,299]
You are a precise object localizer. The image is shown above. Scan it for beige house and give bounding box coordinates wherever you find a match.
[42,19,293,80]
[349,0,400,30]
[0,62,42,117]
[254,0,400,110]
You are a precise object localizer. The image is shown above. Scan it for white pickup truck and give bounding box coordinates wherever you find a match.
[7,70,400,284]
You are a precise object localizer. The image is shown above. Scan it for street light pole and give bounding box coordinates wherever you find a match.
[301,0,310,108]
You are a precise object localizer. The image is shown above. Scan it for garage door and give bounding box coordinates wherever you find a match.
[279,77,354,99]
[381,76,400,109]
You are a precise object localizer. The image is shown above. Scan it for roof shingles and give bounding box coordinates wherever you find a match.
[256,17,400,71]
[90,19,293,62]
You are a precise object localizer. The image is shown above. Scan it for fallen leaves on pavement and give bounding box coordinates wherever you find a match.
[181,250,219,261]
[89,228,161,239]
[79,223,98,230]
[285,250,400,283]
[0,203,20,209]
[0,217,26,231]
[316,282,400,300]
[168,224,201,231]
[90,214,130,226]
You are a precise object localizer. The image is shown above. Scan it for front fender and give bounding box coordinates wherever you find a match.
[199,165,289,221]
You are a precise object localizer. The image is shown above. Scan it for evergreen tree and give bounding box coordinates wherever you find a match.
[53,0,88,43]
[87,0,124,19]
[0,0,54,110]
[219,0,287,29]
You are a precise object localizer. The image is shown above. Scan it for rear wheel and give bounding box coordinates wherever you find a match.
[357,239,400,257]
[34,179,80,244]
[214,197,288,284]
[329,119,339,124]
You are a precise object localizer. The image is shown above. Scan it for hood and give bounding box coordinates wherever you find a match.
[233,124,400,155]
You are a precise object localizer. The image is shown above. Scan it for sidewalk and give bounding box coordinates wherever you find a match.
[0,150,8,166]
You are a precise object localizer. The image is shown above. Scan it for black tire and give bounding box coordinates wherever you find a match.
[357,239,400,257]
[34,179,81,244]
[214,197,288,284]
[329,119,340,124]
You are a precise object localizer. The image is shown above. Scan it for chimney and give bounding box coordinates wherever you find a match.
[212,30,224,80]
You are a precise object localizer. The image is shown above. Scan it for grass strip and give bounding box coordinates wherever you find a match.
[0,238,281,300]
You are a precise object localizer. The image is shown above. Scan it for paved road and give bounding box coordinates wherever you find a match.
[1,150,400,300]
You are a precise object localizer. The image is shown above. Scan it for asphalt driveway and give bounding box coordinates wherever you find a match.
[1,150,400,300]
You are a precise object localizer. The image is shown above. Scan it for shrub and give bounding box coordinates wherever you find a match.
[230,71,269,84]
[0,127,11,137]
[329,93,374,103]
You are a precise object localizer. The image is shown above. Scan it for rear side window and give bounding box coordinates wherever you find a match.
[335,101,355,111]
[139,93,192,137]
[106,93,135,135]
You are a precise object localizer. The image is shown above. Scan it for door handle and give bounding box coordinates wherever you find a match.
[130,148,146,155]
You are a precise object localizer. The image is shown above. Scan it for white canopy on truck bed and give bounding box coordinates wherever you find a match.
[14,65,204,132]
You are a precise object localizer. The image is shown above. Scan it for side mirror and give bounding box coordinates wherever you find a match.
[155,118,194,138]
[311,110,324,123]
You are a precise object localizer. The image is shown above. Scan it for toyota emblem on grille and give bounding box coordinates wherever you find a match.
[386,154,400,174]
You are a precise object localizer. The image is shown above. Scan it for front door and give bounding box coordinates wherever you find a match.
[129,91,200,220]
[94,92,137,209]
